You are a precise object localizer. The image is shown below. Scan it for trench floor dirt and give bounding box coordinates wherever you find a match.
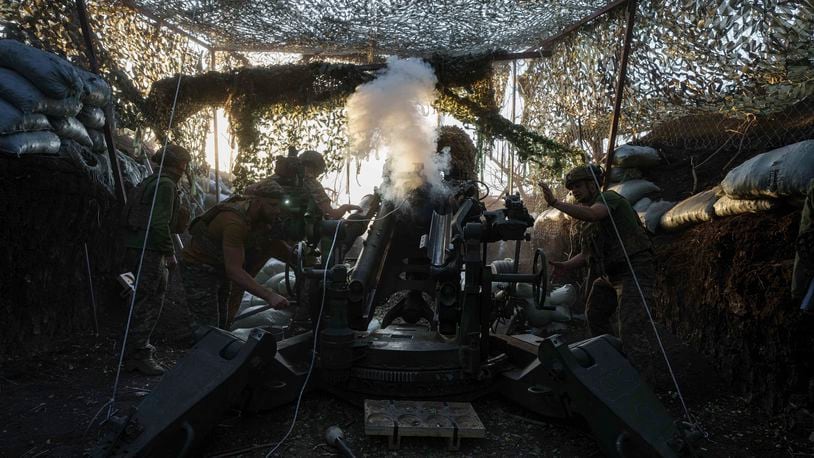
[2,319,814,457]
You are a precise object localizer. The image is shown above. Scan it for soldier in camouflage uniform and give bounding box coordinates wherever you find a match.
[120,144,191,375]
[793,179,814,312]
[539,165,655,338]
[299,150,361,219]
[181,180,290,332]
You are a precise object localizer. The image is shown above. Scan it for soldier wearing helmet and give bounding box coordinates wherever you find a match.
[299,150,361,219]
[538,163,653,339]
[120,144,192,375]
[181,179,289,333]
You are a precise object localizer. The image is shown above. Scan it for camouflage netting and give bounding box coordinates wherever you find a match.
[120,0,612,55]
[521,1,814,169]
[6,0,810,191]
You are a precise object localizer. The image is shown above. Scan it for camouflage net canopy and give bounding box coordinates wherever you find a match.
[122,0,610,55]
[3,0,813,191]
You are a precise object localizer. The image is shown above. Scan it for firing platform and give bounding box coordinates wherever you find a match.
[364,399,486,450]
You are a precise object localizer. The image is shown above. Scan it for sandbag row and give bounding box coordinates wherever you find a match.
[0,40,110,157]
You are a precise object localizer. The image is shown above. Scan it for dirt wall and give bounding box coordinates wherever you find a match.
[654,209,814,412]
[0,156,121,357]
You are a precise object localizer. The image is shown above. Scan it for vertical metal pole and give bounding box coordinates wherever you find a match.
[75,0,127,203]
[603,0,637,191]
[210,49,221,202]
[509,60,517,195]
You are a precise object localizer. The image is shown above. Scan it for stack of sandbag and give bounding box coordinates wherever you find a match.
[0,40,147,194]
[608,144,661,186]
[608,179,661,204]
[239,258,295,310]
[232,258,296,330]
[660,187,721,231]
[607,144,663,209]
[634,199,676,234]
[0,40,83,156]
[715,140,814,216]
[203,170,233,207]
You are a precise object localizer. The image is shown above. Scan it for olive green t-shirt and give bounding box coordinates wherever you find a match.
[182,211,250,266]
[581,191,652,269]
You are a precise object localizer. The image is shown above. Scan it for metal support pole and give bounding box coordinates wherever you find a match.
[210,49,220,202]
[603,0,637,191]
[509,60,517,194]
[75,0,127,203]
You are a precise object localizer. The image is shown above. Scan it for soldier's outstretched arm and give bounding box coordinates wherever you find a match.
[223,244,289,308]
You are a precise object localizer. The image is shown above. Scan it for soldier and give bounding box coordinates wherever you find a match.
[181,180,290,331]
[120,144,191,375]
[538,164,654,338]
[793,178,814,313]
[298,150,361,219]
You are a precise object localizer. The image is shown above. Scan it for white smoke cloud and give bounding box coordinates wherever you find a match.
[346,57,447,201]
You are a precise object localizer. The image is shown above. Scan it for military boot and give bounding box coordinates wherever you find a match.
[124,356,166,376]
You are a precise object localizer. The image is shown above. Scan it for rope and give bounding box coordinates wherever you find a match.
[264,199,404,456]
[264,221,342,457]
[106,41,190,419]
[585,166,694,425]
[83,242,99,335]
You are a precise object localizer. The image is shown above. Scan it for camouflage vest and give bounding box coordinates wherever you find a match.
[582,191,652,272]
[121,173,180,232]
[187,198,250,265]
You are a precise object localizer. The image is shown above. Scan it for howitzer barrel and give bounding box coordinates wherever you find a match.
[342,194,380,249]
[427,211,452,267]
[347,200,396,328]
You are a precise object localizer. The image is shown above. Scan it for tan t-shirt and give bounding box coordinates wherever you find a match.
[182,211,250,266]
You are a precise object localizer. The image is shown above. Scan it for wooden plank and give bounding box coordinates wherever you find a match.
[365,399,485,450]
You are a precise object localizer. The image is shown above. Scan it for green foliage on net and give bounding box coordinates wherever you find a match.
[144,54,575,191]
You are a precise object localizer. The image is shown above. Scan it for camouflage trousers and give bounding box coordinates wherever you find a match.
[123,248,168,360]
[181,261,231,330]
[586,251,661,377]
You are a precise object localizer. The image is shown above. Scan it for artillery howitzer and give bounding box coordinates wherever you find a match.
[94,179,695,457]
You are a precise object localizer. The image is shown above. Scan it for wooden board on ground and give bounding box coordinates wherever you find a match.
[364,399,486,450]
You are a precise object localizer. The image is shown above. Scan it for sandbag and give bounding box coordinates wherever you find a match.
[608,167,643,183]
[87,128,106,153]
[721,140,814,199]
[0,39,84,99]
[0,131,61,156]
[268,272,296,296]
[59,139,108,188]
[633,197,653,213]
[0,68,83,117]
[713,195,777,217]
[255,258,287,285]
[660,188,720,231]
[641,200,675,234]
[116,150,150,189]
[547,284,577,306]
[231,306,292,330]
[49,117,92,147]
[609,179,661,204]
[613,144,661,168]
[77,105,105,129]
[0,98,51,134]
[76,68,111,107]
[537,207,569,223]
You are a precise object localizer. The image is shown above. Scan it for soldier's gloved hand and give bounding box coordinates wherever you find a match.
[265,291,290,309]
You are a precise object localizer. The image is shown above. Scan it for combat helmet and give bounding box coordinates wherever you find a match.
[152,144,192,169]
[245,178,284,199]
[299,150,326,174]
[564,164,604,190]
